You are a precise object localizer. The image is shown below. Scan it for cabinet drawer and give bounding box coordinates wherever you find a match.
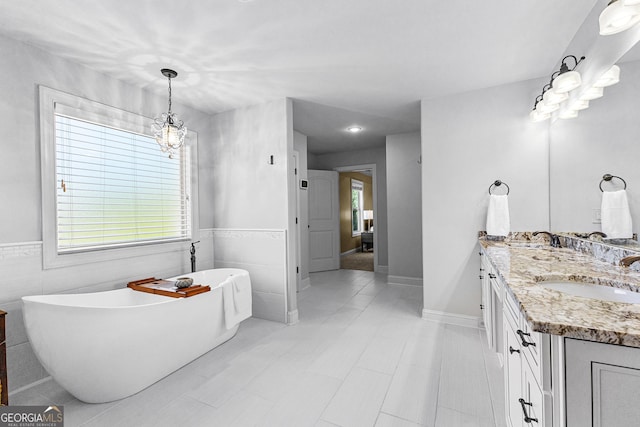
[522,358,544,426]
[504,290,520,328]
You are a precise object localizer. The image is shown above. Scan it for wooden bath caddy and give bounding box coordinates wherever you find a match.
[127,277,210,298]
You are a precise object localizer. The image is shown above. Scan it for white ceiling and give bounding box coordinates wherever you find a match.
[0,0,599,153]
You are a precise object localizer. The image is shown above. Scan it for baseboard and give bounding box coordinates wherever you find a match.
[299,277,311,291]
[287,309,299,325]
[388,275,423,286]
[375,264,388,274]
[422,308,480,329]
[340,248,358,256]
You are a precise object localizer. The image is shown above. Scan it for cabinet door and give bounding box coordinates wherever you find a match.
[504,319,523,427]
[566,338,640,426]
[480,253,493,347]
[522,360,543,426]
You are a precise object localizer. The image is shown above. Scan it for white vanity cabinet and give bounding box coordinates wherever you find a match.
[565,338,640,426]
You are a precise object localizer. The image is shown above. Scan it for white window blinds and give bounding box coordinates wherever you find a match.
[55,114,190,253]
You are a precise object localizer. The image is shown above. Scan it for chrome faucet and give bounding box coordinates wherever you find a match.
[533,231,561,248]
[620,255,640,267]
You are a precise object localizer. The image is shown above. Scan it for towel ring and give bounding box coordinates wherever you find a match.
[599,174,627,192]
[488,180,510,195]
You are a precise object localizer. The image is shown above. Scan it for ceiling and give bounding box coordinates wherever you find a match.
[0,0,599,153]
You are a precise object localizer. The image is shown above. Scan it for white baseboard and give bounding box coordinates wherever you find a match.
[375,264,388,274]
[422,308,480,329]
[287,309,299,325]
[299,277,311,291]
[340,248,358,256]
[10,376,52,396]
[388,275,423,286]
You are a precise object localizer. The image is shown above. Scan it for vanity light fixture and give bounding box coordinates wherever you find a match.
[530,55,585,122]
[551,55,585,93]
[593,65,621,88]
[579,86,605,101]
[347,126,363,133]
[599,0,640,35]
[151,68,187,159]
[558,109,579,119]
[567,99,590,111]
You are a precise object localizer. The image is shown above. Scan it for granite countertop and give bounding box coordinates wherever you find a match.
[479,234,640,348]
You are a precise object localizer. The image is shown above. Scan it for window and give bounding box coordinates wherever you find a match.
[351,179,364,235]
[40,86,198,268]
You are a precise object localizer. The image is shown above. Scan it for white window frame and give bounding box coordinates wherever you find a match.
[351,179,364,237]
[39,86,199,269]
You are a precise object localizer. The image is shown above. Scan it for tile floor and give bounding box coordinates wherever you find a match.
[11,269,506,427]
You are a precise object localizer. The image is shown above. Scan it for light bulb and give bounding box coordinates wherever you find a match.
[579,87,604,101]
[593,65,621,88]
[599,1,640,35]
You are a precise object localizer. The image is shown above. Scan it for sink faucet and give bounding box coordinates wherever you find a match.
[533,231,561,248]
[588,231,607,239]
[620,255,640,267]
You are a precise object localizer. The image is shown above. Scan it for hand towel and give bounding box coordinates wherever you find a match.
[601,189,633,239]
[486,194,510,237]
[222,274,253,329]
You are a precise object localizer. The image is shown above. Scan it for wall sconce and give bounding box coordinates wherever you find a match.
[599,0,640,35]
[152,68,187,159]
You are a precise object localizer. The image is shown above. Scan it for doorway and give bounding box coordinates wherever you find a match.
[334,165,377,272]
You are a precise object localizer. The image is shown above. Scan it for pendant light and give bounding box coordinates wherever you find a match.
[152,68,187,159]
[599,0,640,35]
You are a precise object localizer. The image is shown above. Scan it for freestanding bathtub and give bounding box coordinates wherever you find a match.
[22,268,251,403]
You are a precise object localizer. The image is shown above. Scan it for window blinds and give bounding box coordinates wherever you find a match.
[55,114,190,253]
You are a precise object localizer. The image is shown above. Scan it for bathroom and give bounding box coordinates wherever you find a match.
[2,1,640,426]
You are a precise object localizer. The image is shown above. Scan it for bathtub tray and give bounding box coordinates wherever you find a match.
[127,277,211,298]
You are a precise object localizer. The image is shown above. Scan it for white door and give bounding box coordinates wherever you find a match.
[308,169,340,272]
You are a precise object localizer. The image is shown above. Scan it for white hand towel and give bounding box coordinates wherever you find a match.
[601,189,633,239]
[222,274,253,329]
[486,194,510,237]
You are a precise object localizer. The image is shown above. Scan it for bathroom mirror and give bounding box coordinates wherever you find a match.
[549,39,640,250]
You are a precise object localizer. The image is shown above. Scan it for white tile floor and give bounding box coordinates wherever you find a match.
[11,269,506,427]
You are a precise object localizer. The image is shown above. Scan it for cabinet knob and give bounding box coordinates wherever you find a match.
[480,304,484,310]
[479,275,484,280]
[509,346,520,354]
[518,398,539,423]
[516,329,536,347]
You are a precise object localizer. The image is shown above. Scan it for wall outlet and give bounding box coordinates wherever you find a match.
[593,209,601,224]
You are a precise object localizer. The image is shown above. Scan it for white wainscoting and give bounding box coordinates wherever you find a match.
[213,229,288,323]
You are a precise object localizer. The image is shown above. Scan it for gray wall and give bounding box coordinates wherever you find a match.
[550,58,640,233]
[0,33,215,392]
[210,99,293,323]
[421,79,550,320]
[309,146,389,270]
[386,132,423,284]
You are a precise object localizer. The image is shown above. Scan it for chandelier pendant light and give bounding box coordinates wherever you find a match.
[152,68,187,159]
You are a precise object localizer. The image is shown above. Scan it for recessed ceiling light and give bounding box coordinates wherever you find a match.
[347,126,362,133]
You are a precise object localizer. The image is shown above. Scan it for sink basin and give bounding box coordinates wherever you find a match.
[539,281,640,304]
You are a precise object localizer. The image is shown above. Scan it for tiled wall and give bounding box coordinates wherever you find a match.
[1,230,215,395]
[213,229,288,323]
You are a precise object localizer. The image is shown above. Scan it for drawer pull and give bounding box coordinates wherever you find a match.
[517,329,536,347]
[480,304,484,310]
[488,273,496,279]
[479,275,484,280]
[509,346,520,354]
[519,398,539,423]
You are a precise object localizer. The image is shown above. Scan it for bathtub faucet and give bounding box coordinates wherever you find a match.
[190,241,200,273]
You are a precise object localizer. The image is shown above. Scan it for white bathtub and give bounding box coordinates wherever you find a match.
[22,268,251,403]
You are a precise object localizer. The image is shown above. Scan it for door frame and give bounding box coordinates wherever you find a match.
[334,164,378,273]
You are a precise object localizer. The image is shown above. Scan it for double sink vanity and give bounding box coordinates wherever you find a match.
[479,232,640,427]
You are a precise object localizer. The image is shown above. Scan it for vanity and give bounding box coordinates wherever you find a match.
[479,233,640,427]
